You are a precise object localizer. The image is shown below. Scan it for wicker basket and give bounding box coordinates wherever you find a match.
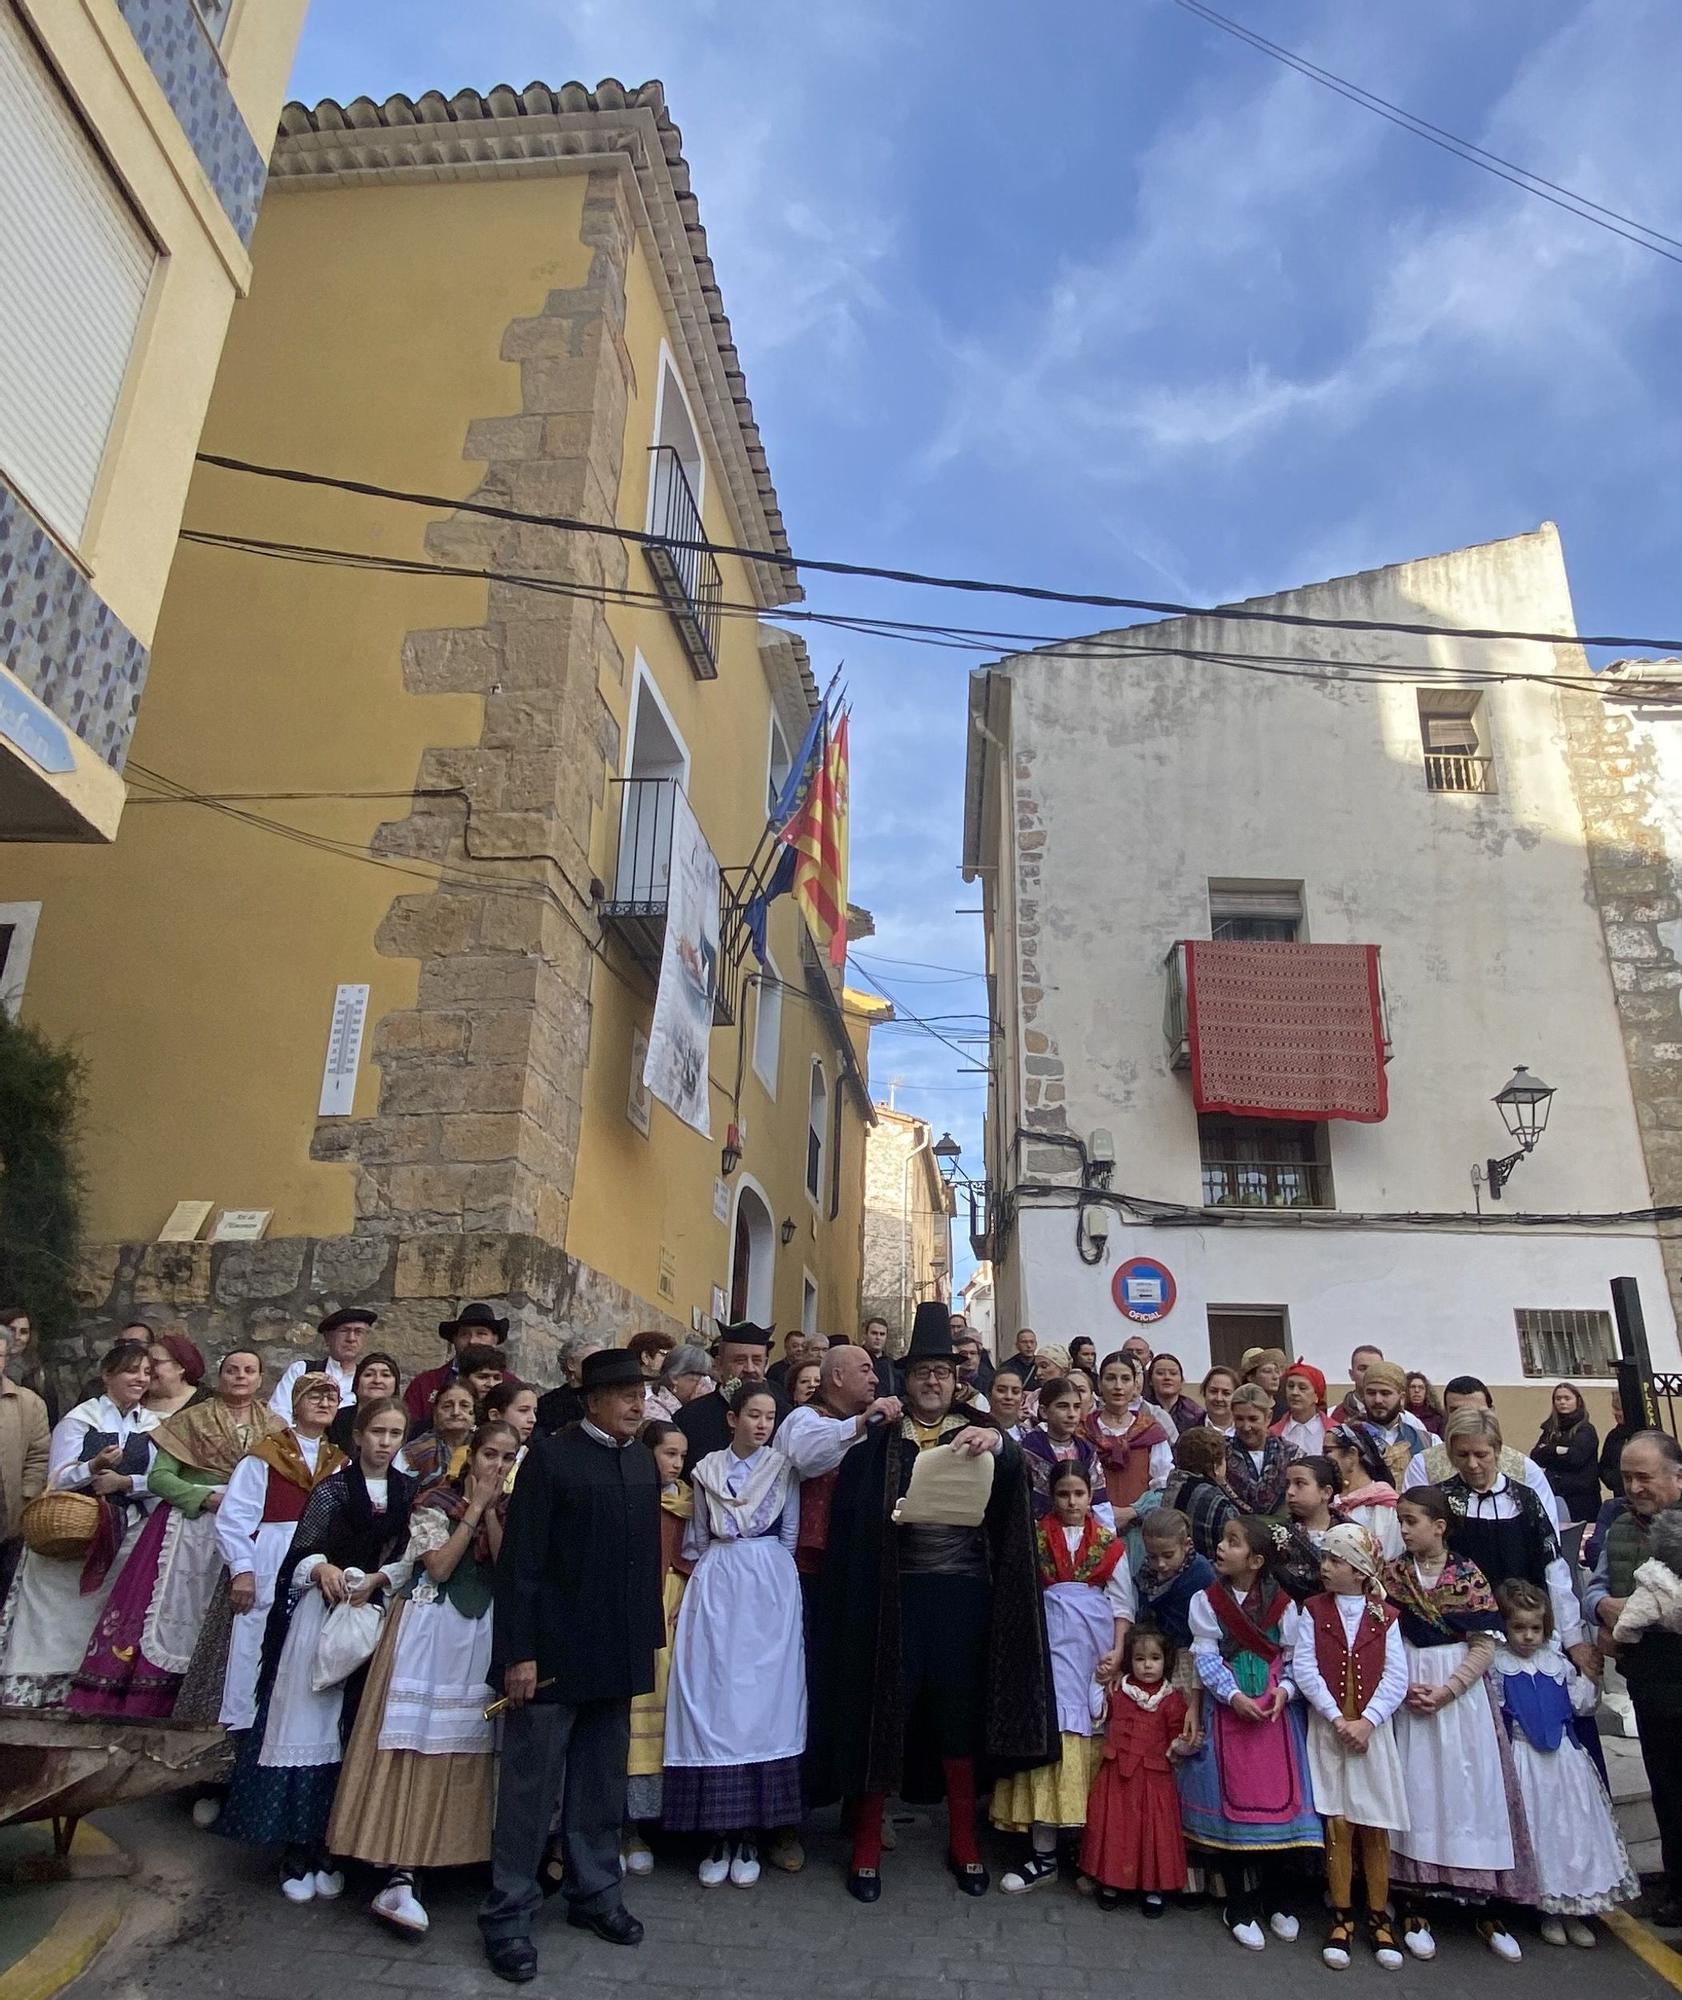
[19,1490,102,1561]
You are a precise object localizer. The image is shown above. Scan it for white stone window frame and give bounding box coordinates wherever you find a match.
[752,952,782,1099]
[0,901,41,1018]
[647,340,707,526]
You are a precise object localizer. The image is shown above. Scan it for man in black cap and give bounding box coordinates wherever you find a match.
[480,1348,663,1984]
[674,1323,789,1471]
[406,1301,511,1425]
[267,1306,375,1418]
[807,1303,1054,1903]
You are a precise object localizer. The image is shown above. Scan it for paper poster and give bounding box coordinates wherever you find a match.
[641,787,719,1136]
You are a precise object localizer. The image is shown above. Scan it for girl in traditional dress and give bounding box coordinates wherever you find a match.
[1326,1422,1404,1560]
[623,1419,693,1876]
[1273,1456,1341,1604]
[219,1397,414,1903]
[68,1348,279,1717]
[196,1372,347,1737]
[482,1379,539,1492]
[0,1340,158,1709]
[328,1351,402,1453]
[1291,1523,1410,1971]
[1083,1621,1190,1912]
[994,1460,1133,1892]
[1381,1486,1531,1964]
[1492,1579,1635,1945]
[1138,1507,1213,1730]
[328,1419,521,1936]
[398,1380,476,1486]
[1085,1351,1169,1561]
[663,1383,804,1889]
[1180,1515,1323,1951]
[1023,1377,1114,1528]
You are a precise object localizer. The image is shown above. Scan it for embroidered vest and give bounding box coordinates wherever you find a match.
[261,1464,312,1528]
[1308,1593,1394,1718]
[794,1467,839,1577]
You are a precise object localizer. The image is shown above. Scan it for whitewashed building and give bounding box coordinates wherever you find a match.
[961,525,1682,1426]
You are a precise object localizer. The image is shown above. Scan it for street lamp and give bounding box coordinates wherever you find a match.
[779,1215,797,1246]
[932,1131,963,1184]
[1477,1066,1557,1202]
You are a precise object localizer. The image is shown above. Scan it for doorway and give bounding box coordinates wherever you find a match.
[1207,1307,1292,1374]
[728,1179,775,1327]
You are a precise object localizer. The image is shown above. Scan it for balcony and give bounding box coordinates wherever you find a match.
[645,445,723,681]
[601,778,736,1024]
[1164,940,1392,1070]
[1425,751,1495,795]
[1200,1154,1331,1210]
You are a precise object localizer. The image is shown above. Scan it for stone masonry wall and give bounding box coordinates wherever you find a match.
[1561,680,1682,1329]
[1013,739,1075,1183]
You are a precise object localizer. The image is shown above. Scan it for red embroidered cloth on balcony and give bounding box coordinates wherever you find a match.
[1185,940,1388,1123]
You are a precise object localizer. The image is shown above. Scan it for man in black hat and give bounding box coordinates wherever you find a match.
[806,1303,1055,1903]
[674,1322,789,1472]
[480,1348,663,1984]
[406,1301,511,1424]
[267,1306,375,1418]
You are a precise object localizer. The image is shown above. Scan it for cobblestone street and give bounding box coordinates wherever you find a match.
[72,1797,1681,2000]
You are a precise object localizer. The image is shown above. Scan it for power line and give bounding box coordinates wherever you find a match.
[1171,0,1682,266]
[193,453,1682,654]
[177,526,1682,704]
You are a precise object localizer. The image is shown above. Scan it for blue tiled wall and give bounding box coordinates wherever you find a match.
[0,480,149,770]
[115,0,266,244]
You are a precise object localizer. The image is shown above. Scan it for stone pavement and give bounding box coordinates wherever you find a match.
[67,1798,1681,2000]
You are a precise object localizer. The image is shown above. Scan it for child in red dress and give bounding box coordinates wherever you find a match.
[1081,1622,1190,1915]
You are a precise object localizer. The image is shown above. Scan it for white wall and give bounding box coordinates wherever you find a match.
[1013,1205,1681,1384]
[985,525,1679,1383]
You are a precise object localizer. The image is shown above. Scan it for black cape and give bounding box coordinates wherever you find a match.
[805,1415,1057,1804]
[491,1423,664,1704]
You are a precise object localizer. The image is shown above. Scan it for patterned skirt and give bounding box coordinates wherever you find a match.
[660,1756,803,1833]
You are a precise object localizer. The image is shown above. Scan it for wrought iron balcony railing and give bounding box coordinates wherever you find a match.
[1199,1157,1330,1210]
[601,777,735,1024]
[646,445,723,680]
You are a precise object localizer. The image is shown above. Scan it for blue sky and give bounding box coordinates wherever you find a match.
[286,1,1682,1285]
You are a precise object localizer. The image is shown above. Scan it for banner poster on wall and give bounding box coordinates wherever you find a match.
[641,785,719,1137]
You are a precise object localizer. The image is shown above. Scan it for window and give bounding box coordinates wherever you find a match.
[615,662,689,903]
[806,1059,827,1203]
[1198,1115,1332,1209]
[802,1275,819,1337]
[190,0,233,44]
[1516,1308,1617,1379]
[0,902,41,1019]
[828,1070,843,1219]
[1207,1308,1293,1374]
[752,955,782,1096]
[1418,690,1494,794]
[767,714,793,816]
[1208,881,1303,943]
[0,8,157,548]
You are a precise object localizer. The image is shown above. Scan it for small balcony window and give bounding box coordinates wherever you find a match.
[1209,880,1303,943]
[645,357,721,679]
[1198,1114,1333,1209]
[1419,690,1495,794]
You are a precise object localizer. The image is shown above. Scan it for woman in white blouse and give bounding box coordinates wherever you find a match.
[0,1339,158,1708]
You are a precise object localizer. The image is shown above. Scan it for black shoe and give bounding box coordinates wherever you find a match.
[1144,1894,1167,1918]
[949,1859,990,1897]
[1096,1886,1122,1910]
[485,1938,537,1984]
[847,1868,882,1904]
[1648,1902,1682,1929]
[567,1906,643,1947]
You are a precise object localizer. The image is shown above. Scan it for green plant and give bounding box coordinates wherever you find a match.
[0,1009,86,1348]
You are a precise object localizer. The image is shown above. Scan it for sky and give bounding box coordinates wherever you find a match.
[285,0,1682,1290]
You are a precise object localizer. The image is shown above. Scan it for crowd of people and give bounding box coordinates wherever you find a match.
[0,1298,1679,1987]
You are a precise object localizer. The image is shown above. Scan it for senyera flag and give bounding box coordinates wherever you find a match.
[787,710,850,968]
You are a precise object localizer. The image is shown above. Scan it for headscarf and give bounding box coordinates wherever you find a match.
[1282,1361,1326,1408]
[1328,1421,1392,1490]
[1321,1520,1385,1597]
[290,1370,339,1417]
[1361,1360,1407,1397]
[153,1332,206,1386]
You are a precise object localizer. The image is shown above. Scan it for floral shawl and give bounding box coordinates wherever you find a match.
[1035,1512,1125,1590]
[249,1425,346,1493]
[152,1395,281,1479]
[1381,1552,1499,1646]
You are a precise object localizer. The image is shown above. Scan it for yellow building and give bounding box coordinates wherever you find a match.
[7,79,879,1388]
[0,0,308,845]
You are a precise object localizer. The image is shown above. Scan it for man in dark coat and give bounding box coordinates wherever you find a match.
[806,1303,1056,1903]
[479,1350,663,1985]
[675,1321,788,1470]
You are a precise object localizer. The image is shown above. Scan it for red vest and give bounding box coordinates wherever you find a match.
[795,1468,839,1577]
[261,1465,312,1528]
[1307,1592,1395,1718]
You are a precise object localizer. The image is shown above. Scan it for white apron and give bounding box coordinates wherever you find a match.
[142,1508,227,1675]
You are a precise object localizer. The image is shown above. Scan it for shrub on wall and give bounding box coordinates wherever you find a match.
[0,1009,85,1349]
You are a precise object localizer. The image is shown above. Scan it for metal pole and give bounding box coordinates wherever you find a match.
[1611,1274,1658,1429]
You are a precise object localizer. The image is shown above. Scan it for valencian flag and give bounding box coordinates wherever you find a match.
[744,700,851,969]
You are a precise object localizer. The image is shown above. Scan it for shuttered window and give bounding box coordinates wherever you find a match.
[0,6,156,548]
